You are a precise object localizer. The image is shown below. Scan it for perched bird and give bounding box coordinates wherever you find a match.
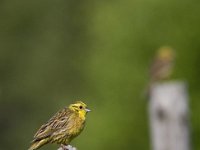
[150,46,175,82]
[28,101,91,150]
[145,46,175,98]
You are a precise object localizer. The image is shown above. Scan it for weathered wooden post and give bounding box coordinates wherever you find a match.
[149,81,190,150]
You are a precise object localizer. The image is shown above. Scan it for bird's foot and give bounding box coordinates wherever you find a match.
[58,144,68,150]
[58,144,77,150]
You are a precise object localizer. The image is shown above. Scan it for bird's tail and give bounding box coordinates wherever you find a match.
[28,139,49,150]
[142,80,154,100]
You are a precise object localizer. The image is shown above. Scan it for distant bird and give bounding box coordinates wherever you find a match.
[150,46,175,82]
[28,101,91,150]
[145,46,175,98]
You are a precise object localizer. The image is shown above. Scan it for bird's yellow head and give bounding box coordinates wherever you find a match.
[69,101,91,120]
[157,46,175,61]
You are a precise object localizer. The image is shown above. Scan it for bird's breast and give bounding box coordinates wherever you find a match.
[70,117,85,136]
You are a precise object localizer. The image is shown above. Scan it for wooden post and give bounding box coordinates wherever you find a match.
[149,81,190,150]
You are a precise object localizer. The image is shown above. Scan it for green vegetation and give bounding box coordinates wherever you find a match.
[0,0,199,149]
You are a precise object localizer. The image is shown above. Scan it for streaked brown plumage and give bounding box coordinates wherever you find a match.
[145,46,175,98]
[28,101,91,150]
[150,46,175,82]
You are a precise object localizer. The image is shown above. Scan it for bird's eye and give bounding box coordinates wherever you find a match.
[79,106,83,109]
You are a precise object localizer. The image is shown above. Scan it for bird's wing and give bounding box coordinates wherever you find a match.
[32,108,72,142]
[32,125,54,142]
[150,58,167,80]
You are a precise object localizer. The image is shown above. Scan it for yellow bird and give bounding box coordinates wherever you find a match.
[144,46,175,98]
[28,101,91,150]
[150,46,175,82]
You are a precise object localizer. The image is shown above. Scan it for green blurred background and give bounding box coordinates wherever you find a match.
[0,0,200,149]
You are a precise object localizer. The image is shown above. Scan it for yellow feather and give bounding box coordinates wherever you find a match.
[28,139,49,150]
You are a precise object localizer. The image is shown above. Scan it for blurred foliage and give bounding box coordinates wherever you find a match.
[0,0,200,149]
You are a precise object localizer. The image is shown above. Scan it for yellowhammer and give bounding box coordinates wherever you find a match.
[144,46,175,98]
[150,46,175,82]
[28,101,91,150]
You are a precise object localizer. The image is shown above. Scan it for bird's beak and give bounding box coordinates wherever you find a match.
[85,108,91,112]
